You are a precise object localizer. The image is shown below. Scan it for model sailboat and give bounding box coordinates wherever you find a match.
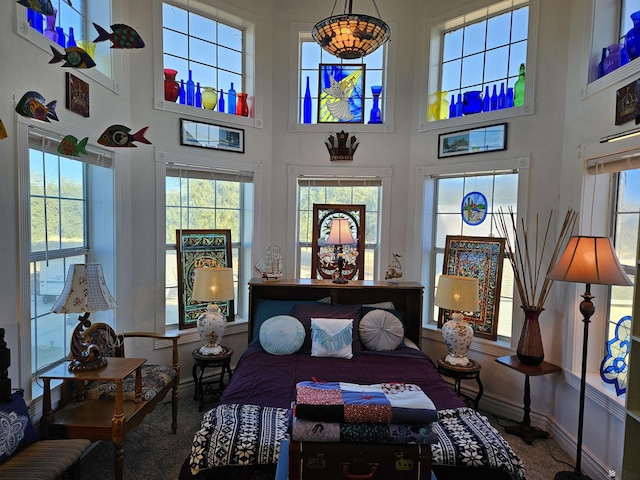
[255,245,283,281]
[385,253,403,282]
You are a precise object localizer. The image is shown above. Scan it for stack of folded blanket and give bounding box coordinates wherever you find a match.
[291,380,439,444]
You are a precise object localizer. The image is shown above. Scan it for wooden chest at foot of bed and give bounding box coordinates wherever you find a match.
[288,441,433,480]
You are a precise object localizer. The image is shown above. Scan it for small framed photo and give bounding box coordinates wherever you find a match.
[615,79,640,125]
[65,72,89,117]
[180,118,244,153]
[438,123,507,159]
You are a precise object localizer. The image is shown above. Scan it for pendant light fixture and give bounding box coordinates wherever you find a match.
[312,0,391,59]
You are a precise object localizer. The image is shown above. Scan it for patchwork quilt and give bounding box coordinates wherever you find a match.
[294,380,438,424]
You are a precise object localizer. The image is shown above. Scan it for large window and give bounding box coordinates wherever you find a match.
[162,1,245,112]
[297,179,381,278]
[427,170,520,339]
[27,133,115,378]
[165,168,253,328]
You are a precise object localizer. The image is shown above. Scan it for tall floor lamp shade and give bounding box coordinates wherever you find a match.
[51,264,118,372]
[547,236,632,480]
[192,267,234,355]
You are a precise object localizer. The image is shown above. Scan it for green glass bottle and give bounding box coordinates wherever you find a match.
[514,63,525,106]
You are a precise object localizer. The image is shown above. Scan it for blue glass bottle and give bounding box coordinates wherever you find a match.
[56,26,65,47]
[195,82,202,108]
[179,80,186,105]
[67,27,76,47]
[28,9,44,33]
[490,85,498,110]
[497,83,506,109]
[506,87,514,108]
[368,85,383,124]
[218,89,225,113]
[456,93,462,117]
[449,94,457,118]
[228,82,237,114]
[303,76,312,124]
[186,70,195,106]
[483,86,490,112]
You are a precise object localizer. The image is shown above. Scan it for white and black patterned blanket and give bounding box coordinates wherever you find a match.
[432,408,526,480]
[188,403,289,475]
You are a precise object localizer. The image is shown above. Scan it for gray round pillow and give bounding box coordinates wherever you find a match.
[259,315,305,355]
[359,309,404,351]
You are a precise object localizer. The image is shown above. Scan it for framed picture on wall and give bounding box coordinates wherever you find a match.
[65,72,90,117]
[439,235,505,340]
[438,123,507,158]
[176,229,234,330]
[318,64,366,123]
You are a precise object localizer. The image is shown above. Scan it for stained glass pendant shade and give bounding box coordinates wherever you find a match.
[312,0,391,59]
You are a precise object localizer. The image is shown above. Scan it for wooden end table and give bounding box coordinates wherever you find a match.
[437,357,483,410]
[495,355,561,444]
[192,346,233,412]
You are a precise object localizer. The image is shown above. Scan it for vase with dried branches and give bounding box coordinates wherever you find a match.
[494,208,578,365]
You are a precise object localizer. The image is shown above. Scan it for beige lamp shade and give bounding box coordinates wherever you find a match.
[192,267,235,302]
[51,264,118,314]
[326,218,355,245]
[547,236,632,286]
[434,275,480,312]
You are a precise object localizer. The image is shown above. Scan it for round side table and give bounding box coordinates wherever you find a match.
[437,357,483,410]
[192,346,233,412]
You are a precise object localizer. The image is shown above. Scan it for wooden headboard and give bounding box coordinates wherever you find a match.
[248,278,424,348]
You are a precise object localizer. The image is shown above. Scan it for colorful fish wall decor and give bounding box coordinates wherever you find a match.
[0,119,7,140]
[58,135,89,157]
[98,125,151,148]
[49,46,96,69]
[17,0,54,16]
[93,23,145,49]
[15,91,58,122]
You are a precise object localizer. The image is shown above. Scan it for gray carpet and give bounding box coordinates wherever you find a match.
[80,398,576,479]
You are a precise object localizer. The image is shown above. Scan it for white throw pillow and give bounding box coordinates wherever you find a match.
[359,309,404,351]
[310,318,353,359]
[260,315,305,355]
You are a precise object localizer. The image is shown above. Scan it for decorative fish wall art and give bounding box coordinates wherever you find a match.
[0,119,7,140]
[17,0,54,16]
[93,23,145,49]
[15,91,58,122]
[58,135,89,157]
[98,125,151,148]
[49,46,96,69]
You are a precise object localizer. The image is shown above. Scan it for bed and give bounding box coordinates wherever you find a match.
[179,279,525,480]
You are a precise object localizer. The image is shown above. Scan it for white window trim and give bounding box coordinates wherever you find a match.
[14,2,121,93]
[154,148,263,339]
[16,116,119,400]
[285,164,393,279]
[418,0,539,133]
[287,23,398,134]
[411,155,531,349]
[152,0,264,129]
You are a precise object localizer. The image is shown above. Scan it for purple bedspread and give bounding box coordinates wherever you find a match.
[220,343,465,411]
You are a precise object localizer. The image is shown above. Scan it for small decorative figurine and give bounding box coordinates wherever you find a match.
[98,125,151,148]
[254,246,283,281]
[385,253,403,282]
[15,91,58,122]
[57,135,89,157]
[49,46,96,68]
[92,23,145,48]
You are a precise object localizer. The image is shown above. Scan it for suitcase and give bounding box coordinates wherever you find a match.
[288,440,433,480]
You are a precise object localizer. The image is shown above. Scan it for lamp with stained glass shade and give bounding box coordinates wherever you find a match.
[326,218,356,284]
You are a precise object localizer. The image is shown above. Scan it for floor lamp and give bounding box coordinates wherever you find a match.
[547,236,632,480]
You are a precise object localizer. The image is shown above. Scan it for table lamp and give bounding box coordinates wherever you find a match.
[50,264,118,372]
[434,274,480,366]
[547,236,631,480]
[192,267,234,355]
[326,218,355,284]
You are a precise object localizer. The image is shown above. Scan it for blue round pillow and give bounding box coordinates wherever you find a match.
[259,315,305,355]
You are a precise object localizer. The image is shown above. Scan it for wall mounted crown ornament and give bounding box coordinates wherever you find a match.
[325,130,359,161]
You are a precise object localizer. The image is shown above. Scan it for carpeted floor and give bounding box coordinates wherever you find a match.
[80,397,576,480]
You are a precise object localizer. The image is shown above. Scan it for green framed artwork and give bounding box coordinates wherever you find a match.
[439,235,505,340]
[318,64,365,123]
[176,229,234,330]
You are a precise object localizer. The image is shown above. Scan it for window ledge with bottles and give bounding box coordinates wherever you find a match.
[15,5,119,93]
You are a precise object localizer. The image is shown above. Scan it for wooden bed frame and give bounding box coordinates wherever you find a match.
[248,278,425,347]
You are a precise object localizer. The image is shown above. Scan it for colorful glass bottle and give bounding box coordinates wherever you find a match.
[56,26,65,48]
[179,79,186,105]
[483,86,490,112]
[228,82,237,114]
[449,94,457,118]
[218,89,225,113]
[497,83,506,109]
[67,27,76,47]
[195,82,202,108]
[303,76,312,124]
[186,70,195,106]
[368,85,383,124]
[236,92,249,116]
[506,87,514,108]
[514,64,525,106]
[456,93,462,117]
[490,85,498,110]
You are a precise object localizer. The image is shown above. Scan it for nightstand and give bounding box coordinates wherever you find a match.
[192,346,233,412]
[437,357,483,410]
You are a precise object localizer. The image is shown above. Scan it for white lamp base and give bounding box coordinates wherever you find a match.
[443,353,471,366]
[197,303,227,356]
[441,312,474,367]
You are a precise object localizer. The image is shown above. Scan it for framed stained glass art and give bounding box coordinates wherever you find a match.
[600,315,632,396]
[461,191,488,226]
[176,229,234,330]
[439,235,505,340]
[318,64,365,123]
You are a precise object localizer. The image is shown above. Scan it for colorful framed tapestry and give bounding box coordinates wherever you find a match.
[176,229,234,330]
[439,235,505,340]
[311,204,365,281]
[318,64,365,123]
